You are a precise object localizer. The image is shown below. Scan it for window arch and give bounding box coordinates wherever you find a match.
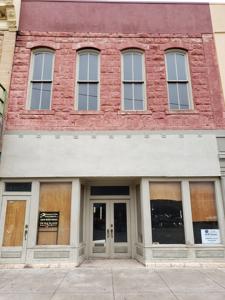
[122,50,146,111]
[165,50,192,110]
[76,49,100,111]
[28,48,54,110]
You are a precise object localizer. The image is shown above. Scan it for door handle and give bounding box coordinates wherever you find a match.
[24,225,28,240]
[107,229,110,238]
[111,229,113,239]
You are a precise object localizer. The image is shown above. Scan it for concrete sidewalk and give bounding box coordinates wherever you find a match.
[0,260,225,299]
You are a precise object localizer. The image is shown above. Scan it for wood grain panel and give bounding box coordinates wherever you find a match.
[150,182,181,201]
[190,182,217,222]
[3,200,26,247]
[38,182,71,245]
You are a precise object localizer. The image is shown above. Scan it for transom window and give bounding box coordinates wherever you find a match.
[122,51,145,111]
[165,50,192,110]
[77,50,99,110]
[29,49,54,110]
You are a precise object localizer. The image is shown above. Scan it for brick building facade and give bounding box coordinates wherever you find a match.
[0,1,225,266]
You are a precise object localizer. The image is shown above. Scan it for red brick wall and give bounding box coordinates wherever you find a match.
[6,31,225,131]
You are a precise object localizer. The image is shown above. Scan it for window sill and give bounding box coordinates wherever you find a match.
[165,110,199,115]
[118,111,152,115]
[20,110,55,115]
[70,111,104,115]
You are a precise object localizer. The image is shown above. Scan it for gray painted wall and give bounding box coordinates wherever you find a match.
[0,133,220,178]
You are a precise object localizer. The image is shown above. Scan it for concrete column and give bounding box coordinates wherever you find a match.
[70,179,81,247]
[220,177,225,209]
[140,178,152,246]
[181,181,194,245]
[27,181,40,248]
[215,180,225,244]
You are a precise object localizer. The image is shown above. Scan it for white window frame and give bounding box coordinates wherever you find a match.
[165,49,193,111]
[121,49,146,111]
[27,48,55,110]
[75,49,100,111]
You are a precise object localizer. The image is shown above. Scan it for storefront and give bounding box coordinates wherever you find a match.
[0,132,225,265]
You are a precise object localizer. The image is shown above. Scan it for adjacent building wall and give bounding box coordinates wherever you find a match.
[210,4,225,104]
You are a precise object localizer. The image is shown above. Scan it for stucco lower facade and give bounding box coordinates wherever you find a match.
[0,130,225,266]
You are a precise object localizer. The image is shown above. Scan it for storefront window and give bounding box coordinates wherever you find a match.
[150,182,185,244]
[37,182,71,245]
[190,182,220,244]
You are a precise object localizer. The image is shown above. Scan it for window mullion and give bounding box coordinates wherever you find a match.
[174,54,180,109]
[39,53,45,109]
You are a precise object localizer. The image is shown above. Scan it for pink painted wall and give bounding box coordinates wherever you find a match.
[6,31,225,131]
[20,1,212,34]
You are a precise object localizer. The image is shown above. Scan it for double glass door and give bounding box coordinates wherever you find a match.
[90,200,130,258]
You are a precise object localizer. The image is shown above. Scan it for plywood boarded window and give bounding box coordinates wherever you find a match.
[3,200,26,247]
[190,182,219,244]
[37,183,71,245]
[150,182,185,244]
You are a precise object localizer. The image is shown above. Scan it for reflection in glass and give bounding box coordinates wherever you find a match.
[114,203,127,243]
[150,182,185,244]
[93,203,106,242]
[190,182,219,244]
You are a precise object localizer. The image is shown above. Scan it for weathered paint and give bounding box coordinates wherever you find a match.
[20,1,212,34]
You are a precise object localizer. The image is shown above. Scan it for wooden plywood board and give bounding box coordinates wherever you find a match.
[150,182,181,201]
[190,182,217,222]
[3,200,26,247]
[38,182,72,245]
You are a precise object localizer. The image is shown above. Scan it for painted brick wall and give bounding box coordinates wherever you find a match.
[6,31,225,131]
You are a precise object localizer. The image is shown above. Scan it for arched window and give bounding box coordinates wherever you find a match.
[28,49,54,110]
[122,50,145,111]
[76,50,99,110]
[165,50,192,110]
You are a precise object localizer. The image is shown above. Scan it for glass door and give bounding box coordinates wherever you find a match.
[110,200,131,258]
[0,196,30,262]
[90,200,130,258]
[90,201,110,257]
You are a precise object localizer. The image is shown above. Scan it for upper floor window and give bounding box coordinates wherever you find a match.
[76,50,99,110]
[28,49,54,110]
[122,50,145,111]
[165,50,192,110]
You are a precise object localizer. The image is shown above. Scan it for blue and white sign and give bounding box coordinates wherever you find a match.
[201,229,221,244]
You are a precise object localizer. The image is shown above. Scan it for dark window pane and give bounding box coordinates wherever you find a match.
[190,182,220,244]
[168,83,179,109]
[79,53,88,81]
[178,83,189,109]
[123,53,132,81]
[88,83,98,110]
[43,53,53,81]
[5,182,32,192]
[33,53,43,81]
[150,182,185,244]
[91,186,130,196]
[40,83,51,109]
[114,203,127,243]
[89,53,98,81]
[166,53,177,81]
[133,53,143,81]
[124,83,133,110]
[176,53,187,81]
[134,83,144,110]
[93,203,106,242]
[78,83,88,110]
[30,82,41,109]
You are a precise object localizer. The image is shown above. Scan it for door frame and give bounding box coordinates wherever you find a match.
[88,198,131,258]
[0,195,31,262]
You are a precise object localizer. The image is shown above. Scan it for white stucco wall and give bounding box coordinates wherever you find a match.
[0,133,220,178]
